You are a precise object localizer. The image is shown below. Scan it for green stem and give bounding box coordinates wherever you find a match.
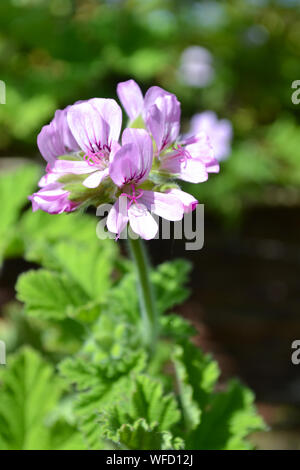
[128,237,158,350]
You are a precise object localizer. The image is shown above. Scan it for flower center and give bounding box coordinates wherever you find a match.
[83,144,110,167]
[120,184,144,207]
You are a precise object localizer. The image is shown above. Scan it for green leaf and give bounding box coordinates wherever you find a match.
[130,375,180,431]
[0,347,84,450]
[173,341,220,433]
[59,351,146,450]
[19,210,98,269]
[161,314,196,340]
[108,272,140,322]
[152,260,191,314]
[0,163,40,263]
[16,269,89,320]
[99,376,182,450]
[102,416,184,450]
[49,240,116,301]
[83,312,139,362]
[188,380,267,450]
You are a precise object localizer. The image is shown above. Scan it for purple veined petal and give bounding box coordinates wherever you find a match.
[128,203,158,240]
[37,107,80,166]
[160,152,208,183]
[90,98,122,145]
[121,128,153,180]
[139,190,184,221]
[106,196,129,235]
[82,168,109,188]
[166,188,198,213]
[109,137,153,187]
[146,94,181,152]
[67,101,106,154]
[117,80,144,121]
[67,98,122,154]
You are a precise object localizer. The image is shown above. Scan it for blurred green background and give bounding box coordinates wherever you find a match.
[1,0,300,449]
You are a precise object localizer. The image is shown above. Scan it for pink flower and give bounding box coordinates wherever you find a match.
[160,132,219,183]
[107,128,184,240]
[188,111,232,161]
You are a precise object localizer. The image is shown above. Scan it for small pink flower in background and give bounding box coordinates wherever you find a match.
[30,79,221,240]
[188,111,233,161]
[177,46,214,88]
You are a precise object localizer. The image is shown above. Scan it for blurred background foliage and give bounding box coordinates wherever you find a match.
[0,0,299,220]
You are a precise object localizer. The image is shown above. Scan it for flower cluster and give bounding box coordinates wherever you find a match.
[29,80,220,239]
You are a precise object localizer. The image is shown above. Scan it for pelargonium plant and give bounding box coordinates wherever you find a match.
[29,79,219,347]
[20,81,265,450]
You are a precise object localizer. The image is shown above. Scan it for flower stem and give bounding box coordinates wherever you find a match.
[128,237,158,350]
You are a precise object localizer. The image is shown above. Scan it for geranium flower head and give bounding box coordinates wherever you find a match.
[30,80,221,240]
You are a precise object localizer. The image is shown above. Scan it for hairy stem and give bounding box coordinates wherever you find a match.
[128,237,158,350]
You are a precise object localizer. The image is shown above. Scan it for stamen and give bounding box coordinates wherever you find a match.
[83,149,106,166]
[172,144,192,168]
[120,184,144,208]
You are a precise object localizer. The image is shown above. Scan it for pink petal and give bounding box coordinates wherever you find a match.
[143,86,172,115]
[37,123,65,167]
[166,188,198,213]
[139,190,184,221]
[106,196,129,235]
[184,132,219,174]
[128,203,158,240]
[146,94,180,152]
[122,128,153,181]
[117,80,144,121]
[189,112,232,161]
[82,168,109,188]
[37,107,79,166]
[161,153,208,183]
[51,159,95,175]
[90,98,122,145]
[67,98,121,154]
[109,131,153,187]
